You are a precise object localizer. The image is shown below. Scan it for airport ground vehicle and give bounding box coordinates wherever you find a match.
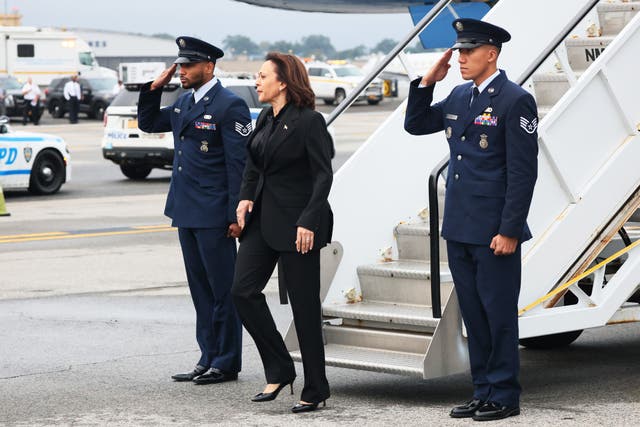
[306,61,383,105]
[45,76,118,120]
[118,62,166,84]
[0,117,71,195]
[0,27,115,87]
[101,79,263,180]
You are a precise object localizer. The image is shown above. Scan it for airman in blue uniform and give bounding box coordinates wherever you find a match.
[138,36,250,385]
[405,19,538,421]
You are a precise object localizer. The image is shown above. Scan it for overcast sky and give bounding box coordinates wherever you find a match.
[9,0,414,50]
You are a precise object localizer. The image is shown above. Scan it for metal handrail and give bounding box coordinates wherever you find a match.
[325,0,453,127]
[428,156,449,318]
[427,0,601,318]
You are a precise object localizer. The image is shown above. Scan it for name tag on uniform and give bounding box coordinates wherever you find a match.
[445,113,458,120]
[195,121,216,130]
[474,113,498,126]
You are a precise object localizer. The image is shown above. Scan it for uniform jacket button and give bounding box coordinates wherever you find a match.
[178,166,182,172]
[180,136,185,141]
[454,173,459,180]
[461,136,466,141]
[457,154,462,160]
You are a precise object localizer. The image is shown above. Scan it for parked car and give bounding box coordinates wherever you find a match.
[101,78,264,180]
[306,61,384,105]
[0,116,71,195]
[0,76,26,117]
[45,76,118,120]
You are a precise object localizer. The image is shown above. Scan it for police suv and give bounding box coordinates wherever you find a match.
[102,78,263,180]
[0,116,71,195]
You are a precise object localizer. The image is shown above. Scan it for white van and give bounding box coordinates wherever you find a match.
[0,27,115,87]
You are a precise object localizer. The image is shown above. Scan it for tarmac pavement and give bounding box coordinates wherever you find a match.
[1,288,640,426]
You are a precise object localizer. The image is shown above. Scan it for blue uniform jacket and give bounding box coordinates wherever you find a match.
[138,81,250,229]
[404,71,538,245]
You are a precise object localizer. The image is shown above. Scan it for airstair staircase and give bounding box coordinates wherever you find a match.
[284,0,640,379]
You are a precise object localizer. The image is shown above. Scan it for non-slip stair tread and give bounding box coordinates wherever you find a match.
[291,343,424,376]
[395,221,429,236]
[358,261,452,281]
[597,2,640,12]
[323,301,439,327]
[565,35,615,45]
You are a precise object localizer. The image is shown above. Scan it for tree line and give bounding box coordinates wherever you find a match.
[222,35,425,60]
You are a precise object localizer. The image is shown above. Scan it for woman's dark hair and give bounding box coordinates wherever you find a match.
[265,52,315,110]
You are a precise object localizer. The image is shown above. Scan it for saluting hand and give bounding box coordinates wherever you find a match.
[236,200,254,230]
[150,64,177,91]
[420,48,453,87]
[296,226,314,254]
[490,234,518,256]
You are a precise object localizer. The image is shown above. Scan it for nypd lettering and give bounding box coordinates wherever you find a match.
[235,122,252,136]
[520,116,538,134]
[0,147,17,165]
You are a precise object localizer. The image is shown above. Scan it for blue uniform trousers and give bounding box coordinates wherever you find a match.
[178,227,242,373]
[446,240,521,407]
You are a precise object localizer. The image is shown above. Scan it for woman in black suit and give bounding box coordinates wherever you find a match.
[231,52,333,413]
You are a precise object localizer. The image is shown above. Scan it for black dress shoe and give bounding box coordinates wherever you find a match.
[192,367,238,385]
[450,398,484,418]
[251,379,295,402]
[291,400,326,413]
[171,365,207,382]
[472,401,520,421]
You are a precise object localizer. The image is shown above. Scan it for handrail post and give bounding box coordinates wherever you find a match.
[428,157,449,318]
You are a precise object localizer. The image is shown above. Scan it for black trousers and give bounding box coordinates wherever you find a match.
[446,241,522,407]
[231,218,330,403]
[178,227,243,373]
[23,102,39,125]
[68,97,79,123]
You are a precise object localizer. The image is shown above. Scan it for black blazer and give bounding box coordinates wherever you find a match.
[239,104,334,252]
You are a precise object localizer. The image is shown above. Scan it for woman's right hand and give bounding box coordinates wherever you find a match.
[236,200,254,229]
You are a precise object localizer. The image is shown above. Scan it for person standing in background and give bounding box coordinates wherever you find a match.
[21,77,41,125]
[63,75,82,124]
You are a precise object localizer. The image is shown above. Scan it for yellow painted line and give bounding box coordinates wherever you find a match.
[519,238,640,316]
[0,227,176,244]
[0,231,68,239]
[134,224,174,230]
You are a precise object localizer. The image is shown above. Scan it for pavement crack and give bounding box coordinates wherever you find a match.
[0,349,197,381]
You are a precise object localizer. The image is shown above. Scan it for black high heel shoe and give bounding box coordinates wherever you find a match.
[251,379,295,402]
[291,400,326,413]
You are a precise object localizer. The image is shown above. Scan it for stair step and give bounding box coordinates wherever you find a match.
[291,343,424,376]
[323,324,431,353]
[532,72,571,107]
[395,221,448,262]
[538,105,552,121]
[597,1,640,36]
[357,261,453,306]
[323,301,439,329]
[565,36,614,71]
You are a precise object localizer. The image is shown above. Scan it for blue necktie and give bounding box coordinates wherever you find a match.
[470,86,479,108]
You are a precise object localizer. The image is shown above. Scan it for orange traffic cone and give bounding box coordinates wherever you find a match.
[0,185,10,216]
